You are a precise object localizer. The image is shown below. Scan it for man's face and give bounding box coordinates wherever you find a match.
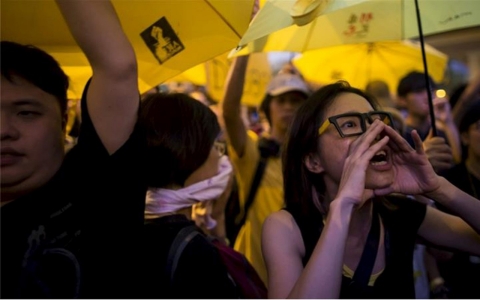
[404,89,431,119]
[269,91,306,132]
[1,75,65,202]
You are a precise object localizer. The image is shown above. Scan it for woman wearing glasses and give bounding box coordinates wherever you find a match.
[262,81,480,299]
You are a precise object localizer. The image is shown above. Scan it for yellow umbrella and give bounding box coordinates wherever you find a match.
[231,0,480,56]
[292,40,448,93]
[1,0,256,95]
[165,51,272,106]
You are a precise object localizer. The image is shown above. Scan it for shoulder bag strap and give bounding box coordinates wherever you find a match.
[234,156,268,227]
[234,137,279,227]
[165,225,200,284]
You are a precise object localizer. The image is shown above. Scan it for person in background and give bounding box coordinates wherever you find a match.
[262,81,480,298]
[396,71,461,173]
[139,92,240,298]
[434,99,480,299]
[365,80,397,111]
[222,55,311,284]
[1,0,145,297]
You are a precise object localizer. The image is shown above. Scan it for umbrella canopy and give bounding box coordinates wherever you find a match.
[230,0,480,56]
[166,52,272,106]
[292,40,448,93]
[1,0,255,96]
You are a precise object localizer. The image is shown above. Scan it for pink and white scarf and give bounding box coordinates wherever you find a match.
[145,155,232,229]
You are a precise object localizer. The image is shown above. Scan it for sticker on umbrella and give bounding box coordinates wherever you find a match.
[141,17,185,64]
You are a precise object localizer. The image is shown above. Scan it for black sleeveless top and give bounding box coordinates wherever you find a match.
[284,196,426,299]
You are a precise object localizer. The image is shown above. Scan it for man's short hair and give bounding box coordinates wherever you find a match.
[1,41,69,115]
[397,71,436,97]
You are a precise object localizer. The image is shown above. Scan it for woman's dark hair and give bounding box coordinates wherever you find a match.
[283,81,379,222]
[139,93,220,188]
[1,41,69,117]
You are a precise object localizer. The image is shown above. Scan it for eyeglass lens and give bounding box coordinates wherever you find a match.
[336,113,390,136]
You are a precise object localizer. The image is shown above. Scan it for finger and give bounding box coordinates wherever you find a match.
[411,130,425,155]
[431,161,454,172]
[360,135,390,162]
[426,147,452,156]
[349,120,386,159]
[426,128,434,140]
[384,125,414,152]
[428,153,454,163]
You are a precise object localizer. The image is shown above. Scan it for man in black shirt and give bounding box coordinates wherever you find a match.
[1,0,145,297]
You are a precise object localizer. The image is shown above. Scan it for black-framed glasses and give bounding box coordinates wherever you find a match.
[318,111,394,138]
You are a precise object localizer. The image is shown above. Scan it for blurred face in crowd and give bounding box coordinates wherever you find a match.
[401,89,431,119]
[313,92,394,194]
[270,91,306,132]
[462,120,480,161]
[1,75,65,203]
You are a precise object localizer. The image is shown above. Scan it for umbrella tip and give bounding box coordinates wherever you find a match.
[290,0,331,26]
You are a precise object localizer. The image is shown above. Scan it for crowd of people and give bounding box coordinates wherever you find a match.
[1,0,479,298]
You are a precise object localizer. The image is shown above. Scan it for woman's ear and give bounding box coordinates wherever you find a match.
[304,153,323,174]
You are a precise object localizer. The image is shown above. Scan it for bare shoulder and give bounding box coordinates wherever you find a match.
[263,210,304,253]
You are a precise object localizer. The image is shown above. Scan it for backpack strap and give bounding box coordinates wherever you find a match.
[165,225,200,284]
[234,137,280,227]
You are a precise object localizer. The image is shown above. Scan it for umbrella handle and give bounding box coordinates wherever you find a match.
[414,0,437,136]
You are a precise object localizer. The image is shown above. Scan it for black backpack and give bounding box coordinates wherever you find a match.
[225,137,281,245]
[166,225,268,299]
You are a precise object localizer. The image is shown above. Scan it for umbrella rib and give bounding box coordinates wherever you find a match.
[375,44,402,81]
[302,18,317,52]
[203,0,243,39]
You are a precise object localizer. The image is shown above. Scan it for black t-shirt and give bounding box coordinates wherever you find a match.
[285,196,427,299]
[142,214,239,299]
[0,80,147,298]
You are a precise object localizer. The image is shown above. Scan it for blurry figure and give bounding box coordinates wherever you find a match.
[365,80,396,110]
[434,100,480,299]
[452,73,480,133]
[397,71,460,173]
[222,55,311,284]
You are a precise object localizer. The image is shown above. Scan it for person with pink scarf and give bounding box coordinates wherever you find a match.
[139,92,238,298]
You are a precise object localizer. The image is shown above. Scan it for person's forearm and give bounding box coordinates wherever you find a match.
[288,200,353,299]
[55,0,136,72]
[426,177,480,233]
[222,56,249,118]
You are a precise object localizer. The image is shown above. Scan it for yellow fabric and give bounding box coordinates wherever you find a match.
[2,0,255,97]
[342,264,384,287]
[230,0,480,57]
[292,41,447,94]
[166,51,272,106]
[228,130,284,285]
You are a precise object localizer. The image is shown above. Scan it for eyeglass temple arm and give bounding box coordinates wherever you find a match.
[318,120,330,135]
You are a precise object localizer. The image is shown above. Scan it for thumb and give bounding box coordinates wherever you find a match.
[426,128,434,140]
